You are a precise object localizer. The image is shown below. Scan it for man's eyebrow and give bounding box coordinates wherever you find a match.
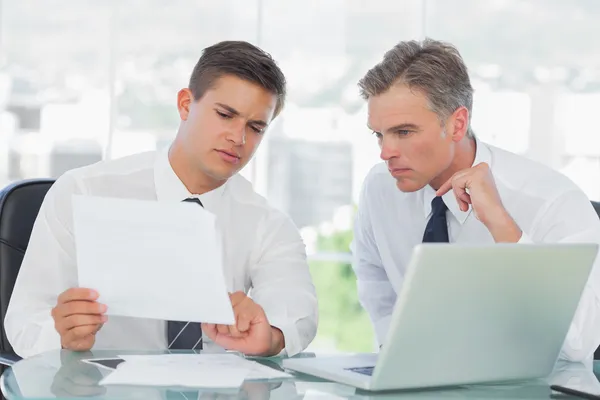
[215,102,268,127]
[368,123,420,133]
[215,103,240,116]
[250,119,268,128]
[386,123,419,132]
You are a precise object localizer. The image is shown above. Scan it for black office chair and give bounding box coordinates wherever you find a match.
[0,179,54,367]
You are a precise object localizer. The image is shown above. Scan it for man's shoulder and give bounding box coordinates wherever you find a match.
[49,150,158,199]
[487,143,580,197]
[226,174,291,221]
[66,150,157,181]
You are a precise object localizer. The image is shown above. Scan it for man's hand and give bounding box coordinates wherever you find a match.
[436,162,522,242]
[202,292,285,356]
[51,288,107,352]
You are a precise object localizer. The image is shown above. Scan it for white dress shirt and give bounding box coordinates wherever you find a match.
[351,138,600,362]
[5,146,318,358]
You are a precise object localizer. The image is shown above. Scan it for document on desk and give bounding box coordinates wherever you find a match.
[99,354,292,388]
[72,195,235,324]
[118,354,293,380]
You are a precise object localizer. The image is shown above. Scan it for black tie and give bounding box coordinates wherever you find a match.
[422,196,449,243]
[166,197,204,350]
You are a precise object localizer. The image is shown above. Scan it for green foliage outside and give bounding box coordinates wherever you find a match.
[309,226,375,352]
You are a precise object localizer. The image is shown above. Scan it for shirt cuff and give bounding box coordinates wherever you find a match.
[517,231,533,244]
[14,317,61,359]
[269,320,302,357]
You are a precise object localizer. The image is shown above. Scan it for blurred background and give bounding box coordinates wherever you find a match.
[1,0,599,354]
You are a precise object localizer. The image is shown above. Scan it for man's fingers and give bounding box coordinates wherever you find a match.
[229,291,247,307]
[435,177,454,197]
[451,185,471,212]
[228,324,243,338]
[440,172,472,212]
[216,324,230,335]
[237,313,251,333]
[455,175,475,212]
[436,168,474,197]
[57,288,98,305]
[60,314,107,331]
[459,192,472,205]
[230,294,257,336]
[204,322,245,339]
[210,333,244,351]
[90,324,103,337]
[64,325,99,343]
[53,301,107,319]
[67,336,95,352]
[201,323,217,341]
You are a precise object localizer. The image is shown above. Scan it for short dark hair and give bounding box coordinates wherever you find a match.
[189,41,287,117]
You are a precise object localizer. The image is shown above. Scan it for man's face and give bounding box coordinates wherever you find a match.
[367,84,464,192]
[176,74,278,182]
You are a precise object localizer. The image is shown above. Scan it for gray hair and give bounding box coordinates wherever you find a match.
[358,38,474,138]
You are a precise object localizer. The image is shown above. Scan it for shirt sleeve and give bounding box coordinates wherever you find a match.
[248,209,318,357]
[4,172,82,358]
[527,188,600,362]
[350,178,397,346]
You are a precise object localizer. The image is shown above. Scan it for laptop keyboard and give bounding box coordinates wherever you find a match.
[345,366,374,376]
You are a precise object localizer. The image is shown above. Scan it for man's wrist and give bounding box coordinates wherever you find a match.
[485,208,522,243]
[268,326,285,356]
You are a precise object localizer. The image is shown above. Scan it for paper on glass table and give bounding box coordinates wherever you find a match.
[72,195,234,324]
[99,361,247,388]
[99,354,292,388]
[118,354,293,380]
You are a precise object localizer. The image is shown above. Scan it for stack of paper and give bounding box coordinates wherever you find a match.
[99,354,292,388]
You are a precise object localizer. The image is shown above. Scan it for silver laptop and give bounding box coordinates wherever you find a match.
[283,243,599,392]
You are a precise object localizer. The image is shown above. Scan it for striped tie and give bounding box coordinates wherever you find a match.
[166,197,204,350]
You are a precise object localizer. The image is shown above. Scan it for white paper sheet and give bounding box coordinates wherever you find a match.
[99,354,291,388]
[99,361,248,388]
[118,354,293,381]
[72,195,235,324]
[119,353,292,381]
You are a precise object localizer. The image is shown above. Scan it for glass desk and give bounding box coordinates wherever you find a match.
[1,349,599,399]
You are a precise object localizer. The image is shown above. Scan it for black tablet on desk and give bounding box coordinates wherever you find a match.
[81,357,125,371]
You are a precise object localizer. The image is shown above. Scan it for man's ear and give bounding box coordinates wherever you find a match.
[449,106,469,142]
[177,88,194,121]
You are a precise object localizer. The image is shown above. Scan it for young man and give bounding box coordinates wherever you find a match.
[352,38,600,362]
[5,41,318,358]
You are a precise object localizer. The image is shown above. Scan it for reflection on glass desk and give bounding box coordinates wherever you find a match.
[1,349,600,399]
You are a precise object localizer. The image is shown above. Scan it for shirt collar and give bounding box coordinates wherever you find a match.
[422,137,493,224]
[153,145,226,212]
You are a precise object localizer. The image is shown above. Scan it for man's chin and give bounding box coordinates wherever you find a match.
[210,171,235,182]
[202,166,235,183]
[395,178,426,193]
